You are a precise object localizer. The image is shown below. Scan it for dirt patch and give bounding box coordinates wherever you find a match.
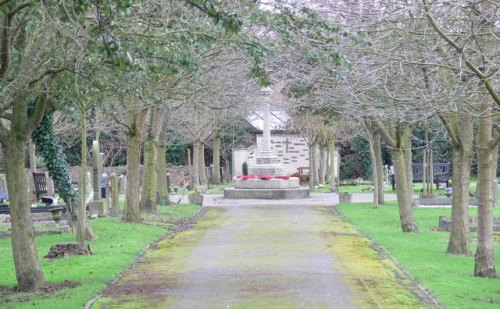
[100,273,177,298]
[0,281,80,304]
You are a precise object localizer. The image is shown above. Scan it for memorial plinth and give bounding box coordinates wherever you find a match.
[224,87,309,200]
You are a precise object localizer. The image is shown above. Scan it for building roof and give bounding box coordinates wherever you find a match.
[246,110,289,131]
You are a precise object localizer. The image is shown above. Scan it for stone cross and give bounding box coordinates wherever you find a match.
[283,138,292,153]
[262,86,272,154]
[109,173,119,215]
[92,140,101,201]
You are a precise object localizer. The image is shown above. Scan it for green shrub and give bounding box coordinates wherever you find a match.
[242,161,248,175]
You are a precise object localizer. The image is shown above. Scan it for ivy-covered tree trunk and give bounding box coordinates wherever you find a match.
[140,141,157,213]
[156,116,169,205]
[5,139,44,291]
[474,107,498,278]
[32,116,76,227]
[198,142,208,186]
[124,108,148,223]
[32,113,96,240]
[212,132,222,185]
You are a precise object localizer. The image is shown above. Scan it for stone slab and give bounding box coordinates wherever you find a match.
[235,177,300,189]
[439,216,500,232]
[223,187,310,199]
[417,198,478,206]
[89,199,108,215]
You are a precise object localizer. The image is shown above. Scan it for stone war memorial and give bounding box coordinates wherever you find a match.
[224,87,310,199]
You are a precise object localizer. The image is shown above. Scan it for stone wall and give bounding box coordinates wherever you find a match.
[233,134,339,178]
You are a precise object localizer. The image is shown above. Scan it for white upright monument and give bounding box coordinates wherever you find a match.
[224,87,310,199]
[249,87,283,176]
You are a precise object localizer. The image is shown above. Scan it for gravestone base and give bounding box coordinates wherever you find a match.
[89,199,108,216]
[235,178,300,189]
[439,216,500,232]
[339,193,352,204]
[224,187,310,199]
[226,177,309,199]
[416,198,478,206]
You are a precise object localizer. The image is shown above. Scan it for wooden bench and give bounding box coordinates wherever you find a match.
[32,172,54,205]
[293,167,310,185]
[391,163,451,190]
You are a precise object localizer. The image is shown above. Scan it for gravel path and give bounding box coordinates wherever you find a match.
[167,204,359,308]
[92,195,429,309]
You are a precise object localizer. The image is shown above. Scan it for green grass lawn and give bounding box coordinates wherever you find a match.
[338,202,500,309]
[314,179,483,196]
[0,204,201,308]
[313,182,447,194]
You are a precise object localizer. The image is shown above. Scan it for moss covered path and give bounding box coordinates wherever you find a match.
[92,203,431,308]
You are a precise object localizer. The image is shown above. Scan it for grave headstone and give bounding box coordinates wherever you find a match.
[0,174,7,201]
[109,173,119,215]
[118,175,126,194]
[101,172,108,198]
[89,140,108,215]
[92,141,101,202]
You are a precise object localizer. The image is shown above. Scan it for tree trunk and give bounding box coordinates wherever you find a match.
[141,107,161,211]
[403,134,413,202]
[156,117,169,205]
[373,130,385,204]
[446,116,474,255]
[447,142,472,255]
[308,141,314,189]
[492,145,498,208]
[192,141,200,189]
[367,130,379,208]
[5,140,44,291]
[198,142,208,186]
[319,144,327,185]
[125,129,142,222]
[328,139,336,192]
[311,141,319,187]
[391,148,419,232]
[474,108,498,278]
[139,141,157,213]
[77,118,87,244]
[373,120,417,232]
[124,108,148,223]
[28,138,36,200]
[213,133,222,185]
